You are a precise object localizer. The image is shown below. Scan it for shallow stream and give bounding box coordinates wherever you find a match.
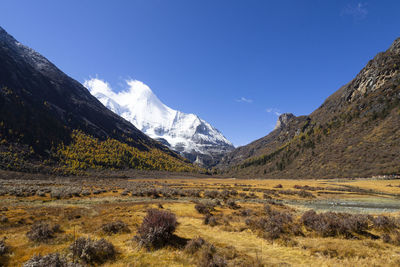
[285,197,400,214]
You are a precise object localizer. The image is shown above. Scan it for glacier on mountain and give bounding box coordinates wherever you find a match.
[84,78,234,166]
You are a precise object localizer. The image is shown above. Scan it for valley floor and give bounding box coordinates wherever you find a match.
[1,174,400,266]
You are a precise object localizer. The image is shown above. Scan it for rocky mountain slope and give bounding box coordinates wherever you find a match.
[219,113,310,167]
[220,38,400,178]
[0,26,196,173]
[85,78,234,167]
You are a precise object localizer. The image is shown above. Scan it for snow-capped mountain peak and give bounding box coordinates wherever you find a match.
[85,78,234,166]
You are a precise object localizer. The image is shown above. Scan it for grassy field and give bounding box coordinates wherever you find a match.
[1,176,400,266]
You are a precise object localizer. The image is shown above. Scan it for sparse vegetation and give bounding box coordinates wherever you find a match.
[0,177,400,266]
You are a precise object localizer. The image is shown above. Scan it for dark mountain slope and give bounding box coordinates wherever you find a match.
[220,38,400,178]
[0,26,196,173]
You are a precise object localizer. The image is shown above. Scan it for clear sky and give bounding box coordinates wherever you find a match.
[1,1,400,146]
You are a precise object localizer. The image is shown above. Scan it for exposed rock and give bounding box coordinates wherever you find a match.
[274,113,295,130]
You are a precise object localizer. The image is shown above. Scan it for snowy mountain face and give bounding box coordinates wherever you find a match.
[85,79,234,167]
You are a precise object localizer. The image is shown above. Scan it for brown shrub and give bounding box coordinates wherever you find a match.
[382,233,391,243]
[0,239,8,256]
[26,222,61,242]
[198,244,227,267]
[393,231,400,246]
[204,214,218,227]
[298,190,314,198]
[373,215,398,231]
[293,185,323,191]
[246,207,295,240]
[258,211,293,240]
[0,215,8,223]
[185,237,206,254]
[226,199,240,209]
[204,190,220,199]
[136,209,178,249]
[70,237,115,264]
[264,204,272,214]
[263,193,272,199]
[101,221,130,235]
[195,202,215,214]
[220,189,230,199]
[239,209,253,217]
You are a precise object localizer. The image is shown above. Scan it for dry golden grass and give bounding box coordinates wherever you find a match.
[1,177,400,266]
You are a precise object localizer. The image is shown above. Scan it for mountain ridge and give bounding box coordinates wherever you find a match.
[85,78,234,167]
[219,37,400,178]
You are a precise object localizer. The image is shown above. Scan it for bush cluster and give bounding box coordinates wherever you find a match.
[301,210,369,238]
[50,187,87,199]
[220,189,238,199]
[0,185,51,197]
[293,185,324,191]
[22,253,81,267]
[245,205,301,240]
[297,190,314,198]
[204,190,221,199]
[245,208,400,242]
[127,186,201,199]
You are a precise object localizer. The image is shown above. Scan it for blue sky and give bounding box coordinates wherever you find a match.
[1,1,400,146]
